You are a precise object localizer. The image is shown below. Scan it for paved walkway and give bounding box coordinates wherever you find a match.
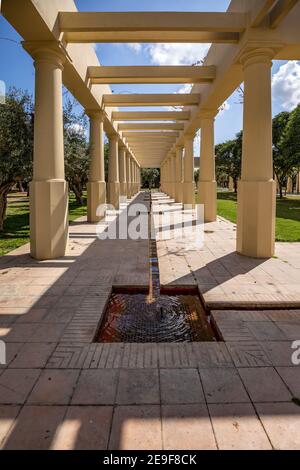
[0,192,300,449]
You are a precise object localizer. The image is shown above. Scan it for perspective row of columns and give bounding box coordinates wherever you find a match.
[161,48,276,259]
[28,43,141,260]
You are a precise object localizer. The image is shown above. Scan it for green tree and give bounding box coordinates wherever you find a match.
[141,168,160,189]
[0,88,33,231]
[278,105,300,197]
[215,134,241,192]
[63,100,89,205]
[272,111,291,198]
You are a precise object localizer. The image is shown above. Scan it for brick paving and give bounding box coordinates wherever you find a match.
[0,193,300,449]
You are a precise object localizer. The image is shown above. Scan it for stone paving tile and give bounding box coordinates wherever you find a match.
[246,321,287,341]
[71,369,119,405]
[109,405,162,450]
[275,322,300,340]
[0,369,41,404]
[158,343,196,368]
[15,308,49,324]
[238,367,292,402]
[199,368,250,404]
[226,342,272,368]
[117,369,160,405]
[0,342,24,370]
[2,405,67,450]
[9,342,57,369]
[162,404,217,450]
[29,323,67,343]
[276,367,300,398]
[215,321,256,342]
[255,402,300,450]
[0,405,20,448]
[209,403,272,450]
[261,341,297,367]
[2,323,39,342]
[43,308,75,324]
[266,310,300,322]
[212,310,270,322]
[121,343,158,369]
[193,343,234,368]
[27,369,80,405]
[51,406,113,450]
[160,369,205,404]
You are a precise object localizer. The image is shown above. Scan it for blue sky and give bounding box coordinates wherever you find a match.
[1,0,299,148]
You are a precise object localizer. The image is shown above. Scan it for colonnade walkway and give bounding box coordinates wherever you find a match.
[0,192,300,449]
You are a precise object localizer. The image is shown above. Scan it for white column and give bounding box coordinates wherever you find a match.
[198,112,217,222]
[108,134,120,209]
[126,152,132,198]
[182,135,195,206]
[119,145,127,198]
[87,111,106,222]
[25,42,68,260]
[175,145,183,203]
[237,48,276,258]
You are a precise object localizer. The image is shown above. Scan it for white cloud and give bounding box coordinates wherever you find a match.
[146,43,210,66]
[127,43,142,53]
[272,61,300,111]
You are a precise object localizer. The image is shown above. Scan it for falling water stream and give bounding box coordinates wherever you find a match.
[96,192,217,343]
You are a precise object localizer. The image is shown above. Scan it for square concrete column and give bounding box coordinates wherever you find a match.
[130,158,135,196]
[126,152,132,198]
[175,146,183,202]
[87,111,106,222]
[171,152,177,199]
[108,134,120,209]
[183,135,195,206]
[119,145,127,198]
[228,176,234,192]
[24,42,68,260]
[237,48,276,258]
[198,111,217,222]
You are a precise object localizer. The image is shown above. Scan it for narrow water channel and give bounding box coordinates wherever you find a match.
[95,192,218,343]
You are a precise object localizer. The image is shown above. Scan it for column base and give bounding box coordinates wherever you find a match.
[237,180,276,258]
[198,181,217,222]
[30,180,68,260]
[108,182,120,209]
[182,182,195,206]
[120,182,128,199]
[87,181,106,223]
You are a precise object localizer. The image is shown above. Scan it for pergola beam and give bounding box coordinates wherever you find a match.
[119,123,184,131]
[251,0,278,26]
[112,111,190,121]
[88,66,216,85]
[270,0,299,27]
[103,94,201,107]
[123,132,179,139]
[59,12,246,43]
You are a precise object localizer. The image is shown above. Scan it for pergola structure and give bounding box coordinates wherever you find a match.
[1,0,300,260]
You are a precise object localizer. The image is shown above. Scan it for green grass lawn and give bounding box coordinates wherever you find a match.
[217,192,300,242]
[0,192,87,256]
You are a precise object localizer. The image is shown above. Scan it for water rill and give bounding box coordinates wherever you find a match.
[95,192,219,343]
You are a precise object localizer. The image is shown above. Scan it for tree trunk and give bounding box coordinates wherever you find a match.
[0,184,13,232]
[279,185,283,199]
[71,184,84,206]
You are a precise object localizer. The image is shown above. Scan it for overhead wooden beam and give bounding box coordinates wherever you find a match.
[103,94,201,107]
[251,0,277,27]
[112,111,190,121]
[88,66,216,85]
[119,123,184,131]
[59,12,246,43]
[270,0,299,27]
[123,132,179,139]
